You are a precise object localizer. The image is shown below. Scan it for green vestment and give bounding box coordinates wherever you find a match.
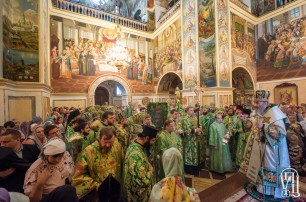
[154,130,183,182]
[72,139,123,198]
[182,115,200,166]
[209,121,233,173]
[124,142,153,202]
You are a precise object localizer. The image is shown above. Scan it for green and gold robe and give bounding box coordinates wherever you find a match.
[154,130,183,182]
[182,115,201,166]
[124,142,153,202]
[72,139,123,198]
[114,123,129,153]
[199,114,214,164]
[236,120,252,166]
[209,121,233,173]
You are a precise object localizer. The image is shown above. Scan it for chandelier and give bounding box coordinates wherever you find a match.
[106,23,129,68]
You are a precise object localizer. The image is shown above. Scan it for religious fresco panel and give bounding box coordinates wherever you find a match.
[230,13,256,82]
[198,0,216,87]
[50,16,153,93]
[153,19,182,83]
[182,0,198,89]
[256,8,306,82]
[2,0,39,82]
[217,0,230,87]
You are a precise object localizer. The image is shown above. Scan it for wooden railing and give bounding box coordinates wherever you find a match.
[156,1,181,27]
[52,0,148,31]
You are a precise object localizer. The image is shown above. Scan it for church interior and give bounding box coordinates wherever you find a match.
[1,0,306,201]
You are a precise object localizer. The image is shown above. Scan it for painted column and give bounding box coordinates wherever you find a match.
[255,25,259,61]
[198,0,216,88]
[181,0,199,89]
[216,0,231,87]
[74,29,79,45]
[57,21,63,54]
[145,41,149,65]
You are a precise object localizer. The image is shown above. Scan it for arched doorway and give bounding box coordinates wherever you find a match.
[232,67,254,105]
[157,72,183,94]
[95,87,109,105]
[94,80,127,106]
[88,75,131,106]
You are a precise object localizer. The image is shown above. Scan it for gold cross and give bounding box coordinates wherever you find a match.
[262,116,271,124]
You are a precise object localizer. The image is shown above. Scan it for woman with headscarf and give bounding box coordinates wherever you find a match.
[149,148,199,202]
[24,125,47,150]
[23,138,77,202]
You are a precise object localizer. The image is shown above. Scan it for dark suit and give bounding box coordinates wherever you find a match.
[0,144,40,193]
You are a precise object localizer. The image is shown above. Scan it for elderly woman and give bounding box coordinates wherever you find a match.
[23,138,77,202]
[149,147,199,202]
[24,125,47,150]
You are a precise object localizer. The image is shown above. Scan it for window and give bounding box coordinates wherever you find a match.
[290,7,300,19]
[116,86,122,96]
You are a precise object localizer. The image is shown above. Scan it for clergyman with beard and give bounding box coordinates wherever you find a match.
[72,126,124,202]
[124,125,158,202]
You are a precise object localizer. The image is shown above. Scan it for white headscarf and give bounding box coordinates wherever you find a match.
[43,138,66,155]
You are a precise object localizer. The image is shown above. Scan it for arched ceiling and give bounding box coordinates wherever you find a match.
[158,73,182,93]
[232,67,254,90]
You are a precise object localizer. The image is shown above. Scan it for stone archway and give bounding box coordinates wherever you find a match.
[232,67,254,105]
[157,72,183,94]
[95,86,109,105]
[88,74,131,106]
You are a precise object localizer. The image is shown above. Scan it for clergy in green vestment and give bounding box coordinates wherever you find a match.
[72,126,124,200]
[199,105,214,167]
[154,120,183,182]
[124,125,158,202]
[114,111,130,153]
[181,106,202,175]
[236,118,252,167]
[209,113,233,173]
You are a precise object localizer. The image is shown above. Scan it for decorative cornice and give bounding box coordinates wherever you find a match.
[0,79,52,92]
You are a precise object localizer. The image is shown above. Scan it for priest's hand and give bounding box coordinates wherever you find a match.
[37,168,52,185]
[0,168,15,178]
[195,128,201,135]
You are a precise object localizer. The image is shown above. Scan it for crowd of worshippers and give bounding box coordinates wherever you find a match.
[0,102,306,202]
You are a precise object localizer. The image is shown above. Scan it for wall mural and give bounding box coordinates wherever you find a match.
[217,0,230,87]
[230,13,256,82]
[153,19,182,81]
[2,0,39,82]
[198,0,216,87]
[256,9,306,82]
[182,0,198,89]
[50,17,153,94]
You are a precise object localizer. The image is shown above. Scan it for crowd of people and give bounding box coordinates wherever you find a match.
[0,90,305,201]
